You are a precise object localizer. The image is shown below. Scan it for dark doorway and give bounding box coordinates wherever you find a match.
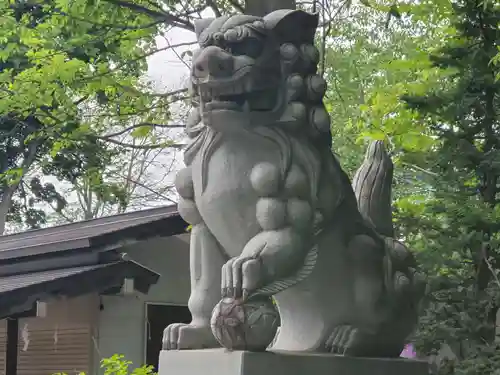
[145,304,191,371]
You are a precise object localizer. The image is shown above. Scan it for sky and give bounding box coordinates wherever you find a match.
[146,7,216,92]
[146,27,196,93]
[137,27,198,211]
[130,14,216,214]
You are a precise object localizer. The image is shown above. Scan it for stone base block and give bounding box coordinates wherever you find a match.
[158,349,428,375]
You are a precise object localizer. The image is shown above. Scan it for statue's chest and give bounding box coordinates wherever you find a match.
[190,134,282,253]
[191,135,281,203]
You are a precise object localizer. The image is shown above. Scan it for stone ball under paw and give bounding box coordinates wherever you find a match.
[210,297,280,352]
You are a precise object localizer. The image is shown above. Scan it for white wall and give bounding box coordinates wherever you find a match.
[93,234,190,374]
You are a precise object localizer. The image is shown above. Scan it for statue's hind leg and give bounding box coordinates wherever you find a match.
[323,234,388,355]
[163,168,227,350]
[325,235,426,357]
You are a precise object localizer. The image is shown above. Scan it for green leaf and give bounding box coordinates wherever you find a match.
[130,125,152,138]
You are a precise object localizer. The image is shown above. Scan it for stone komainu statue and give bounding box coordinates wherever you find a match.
[164,9,425,357]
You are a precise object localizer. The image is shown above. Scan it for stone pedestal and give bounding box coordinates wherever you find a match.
[158,349,429,375]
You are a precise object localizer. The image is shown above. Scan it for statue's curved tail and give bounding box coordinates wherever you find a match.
[351,141,394,238]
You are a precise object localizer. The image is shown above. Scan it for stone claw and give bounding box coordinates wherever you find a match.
[325,325,380,357]
[163,323,219,350]
[325,325,360,355]
[221,256,263,299]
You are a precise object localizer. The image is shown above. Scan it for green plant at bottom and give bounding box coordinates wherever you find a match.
[53,354,157,375]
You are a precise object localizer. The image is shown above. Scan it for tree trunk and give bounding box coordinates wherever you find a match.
[245,0,296,16]
[0,186,16,235]
[0,141,40,235]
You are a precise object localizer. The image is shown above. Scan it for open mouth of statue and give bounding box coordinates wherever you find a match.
[200,87,278,113]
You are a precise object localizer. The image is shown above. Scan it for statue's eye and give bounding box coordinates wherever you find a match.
[228,38,263,58]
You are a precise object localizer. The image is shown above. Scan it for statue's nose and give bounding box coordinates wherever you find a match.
[193,46,234,78]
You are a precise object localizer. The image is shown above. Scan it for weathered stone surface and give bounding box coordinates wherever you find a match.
[162,8,426,358]
[159,349,429,375]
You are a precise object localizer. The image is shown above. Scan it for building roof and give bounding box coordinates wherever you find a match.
[0,205,184,319]
[0,205,186,262]
[0,256,160,320]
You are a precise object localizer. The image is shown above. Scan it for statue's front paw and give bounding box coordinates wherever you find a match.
[221,256,264,299]
[163,323,219,350]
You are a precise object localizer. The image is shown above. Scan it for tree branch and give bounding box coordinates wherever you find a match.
[101,0,195,30]
[114,84,189,101]
[117,173,176,204]
[150,87,190,98]
[73,95,89,106]
[401,162,439,177]
[207,0,222,17]
[161,35,191,71]
[80,42,196,83]
[98,137,184,149]
[50,203,75,223]
[52,9,166,30]
[101,122,185,139]
[228,0,245,13]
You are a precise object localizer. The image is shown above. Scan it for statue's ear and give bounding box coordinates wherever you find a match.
[194,18,214,40]
[264,10,319,44]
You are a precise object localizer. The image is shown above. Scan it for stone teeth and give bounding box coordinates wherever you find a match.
[199,79,253,100]
[220,82,243,96]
